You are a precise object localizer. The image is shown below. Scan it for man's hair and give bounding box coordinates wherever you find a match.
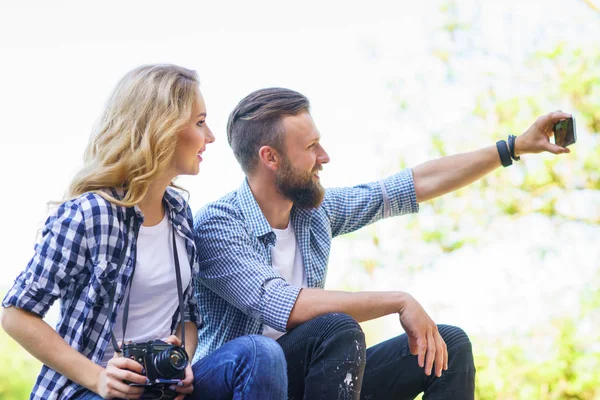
[227,88,310,174]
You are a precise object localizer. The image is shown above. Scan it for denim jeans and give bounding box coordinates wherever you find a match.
[72,335,288,400]
[277,313,475,400]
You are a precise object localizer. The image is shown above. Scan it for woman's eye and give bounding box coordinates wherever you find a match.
[197,120,205,127]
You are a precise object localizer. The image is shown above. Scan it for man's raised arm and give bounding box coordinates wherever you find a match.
[412,111,571,203]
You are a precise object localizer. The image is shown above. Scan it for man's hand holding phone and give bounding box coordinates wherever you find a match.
[513,111,575,156]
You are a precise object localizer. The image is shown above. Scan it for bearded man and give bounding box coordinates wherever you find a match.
[192,88,570,399]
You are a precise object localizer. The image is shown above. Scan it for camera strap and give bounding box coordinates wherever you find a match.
[171,220,186,350]
[109,211,187,353]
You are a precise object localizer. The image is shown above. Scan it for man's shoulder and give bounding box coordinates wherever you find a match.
[194,190,244,227]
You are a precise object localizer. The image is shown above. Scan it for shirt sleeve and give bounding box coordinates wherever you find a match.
[2,200,88,317]
[194,205,301,332]
[322,168,419,238]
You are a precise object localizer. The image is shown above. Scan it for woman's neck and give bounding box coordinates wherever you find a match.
[137,176,173,226]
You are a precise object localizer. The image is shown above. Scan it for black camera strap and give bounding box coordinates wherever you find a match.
[109,211,187,353]
[171,221,186,350]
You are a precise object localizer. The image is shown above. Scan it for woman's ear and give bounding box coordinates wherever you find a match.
[258,146,281,172]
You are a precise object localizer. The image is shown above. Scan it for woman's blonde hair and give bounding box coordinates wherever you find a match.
[66,64,199,207]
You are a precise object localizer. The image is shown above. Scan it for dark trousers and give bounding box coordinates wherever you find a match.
[277,313,475,400]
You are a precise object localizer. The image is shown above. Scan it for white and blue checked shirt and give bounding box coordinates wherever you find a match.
[193,169,419,360]
[2,187,202,400]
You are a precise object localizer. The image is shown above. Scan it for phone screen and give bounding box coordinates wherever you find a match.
[554,117,576,147]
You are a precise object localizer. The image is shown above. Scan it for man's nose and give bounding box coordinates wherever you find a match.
[318,148,330,164]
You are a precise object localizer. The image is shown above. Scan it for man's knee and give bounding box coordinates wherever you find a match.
[231,335,287,380]
[249,335,286,360]
[438,325,474,370]
[313,313,366,363]
[313,312,364,340]
[438,325,471,351]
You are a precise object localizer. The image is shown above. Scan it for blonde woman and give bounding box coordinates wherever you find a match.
[1,64,287,400]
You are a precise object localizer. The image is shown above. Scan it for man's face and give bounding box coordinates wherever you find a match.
[275,112,330,209]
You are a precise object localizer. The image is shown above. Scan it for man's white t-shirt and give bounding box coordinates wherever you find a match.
[101,213,191,366]
[262,221,307,340]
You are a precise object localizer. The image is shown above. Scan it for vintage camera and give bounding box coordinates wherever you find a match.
[122,340,188,399]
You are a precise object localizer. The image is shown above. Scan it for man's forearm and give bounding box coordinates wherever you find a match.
[286,288,409,329]
[412,145,501,203]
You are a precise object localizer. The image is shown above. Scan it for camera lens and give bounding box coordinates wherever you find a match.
[170,352,186,368]
[153,346,188,378]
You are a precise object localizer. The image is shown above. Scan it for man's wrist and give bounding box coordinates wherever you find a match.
[394,291,411,314]
[514,135,524,156]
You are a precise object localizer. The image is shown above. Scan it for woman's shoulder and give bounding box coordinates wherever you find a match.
[51,192,122,225]
[61,190,121,214]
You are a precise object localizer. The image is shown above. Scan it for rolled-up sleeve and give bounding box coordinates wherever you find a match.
[323,168,419,238]
[381,168,419,217]
[195,207,300,332]
[2,201,88,317]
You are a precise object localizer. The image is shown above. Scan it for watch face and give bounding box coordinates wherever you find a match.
[554,117,576,147]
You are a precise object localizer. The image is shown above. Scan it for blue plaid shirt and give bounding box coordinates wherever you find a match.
[2,187,202,400]
[193,169,419,360]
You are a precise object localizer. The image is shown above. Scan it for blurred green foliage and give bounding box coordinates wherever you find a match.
[356,1,600,399]
[473,279,600,400]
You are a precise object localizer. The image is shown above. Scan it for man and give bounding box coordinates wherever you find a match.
[193,87,570,399]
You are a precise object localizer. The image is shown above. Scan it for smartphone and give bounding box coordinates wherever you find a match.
[553,116,577,147]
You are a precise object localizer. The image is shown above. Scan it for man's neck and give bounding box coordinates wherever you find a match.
[247,174,293,230]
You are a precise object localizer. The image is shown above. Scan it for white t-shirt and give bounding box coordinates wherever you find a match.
[262,220,307,340]
[101,213,191,366]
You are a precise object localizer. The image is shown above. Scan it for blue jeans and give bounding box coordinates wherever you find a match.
[73,335,287,400]
[277,313,475,400]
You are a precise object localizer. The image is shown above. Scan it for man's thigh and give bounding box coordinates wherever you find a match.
[277,313,366,400]
[192,334,287,400]
[71,389,104,400]
[191,335,256,398]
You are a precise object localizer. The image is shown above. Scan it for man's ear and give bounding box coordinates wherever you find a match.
[258,145,281,171]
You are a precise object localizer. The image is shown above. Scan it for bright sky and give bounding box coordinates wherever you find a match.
[1,0,598,342]
[0,0,439,282]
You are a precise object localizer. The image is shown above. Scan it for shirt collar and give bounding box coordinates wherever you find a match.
[236,179,314,239]
[164,186,187,213]
[237,179,274,239]
[105,186,188,222]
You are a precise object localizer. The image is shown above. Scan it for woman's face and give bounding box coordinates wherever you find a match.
[173,86,215,176]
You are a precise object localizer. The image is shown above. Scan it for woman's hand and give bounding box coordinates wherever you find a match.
[95,356,147,399]
[163,335,195,400]
[172,364,194,400]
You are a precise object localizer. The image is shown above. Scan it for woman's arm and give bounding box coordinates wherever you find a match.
[1,306,147,398]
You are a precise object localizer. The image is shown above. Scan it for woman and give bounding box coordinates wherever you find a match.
[1,64,287,400]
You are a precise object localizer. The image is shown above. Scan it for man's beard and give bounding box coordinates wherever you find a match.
[275,157,325,209]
